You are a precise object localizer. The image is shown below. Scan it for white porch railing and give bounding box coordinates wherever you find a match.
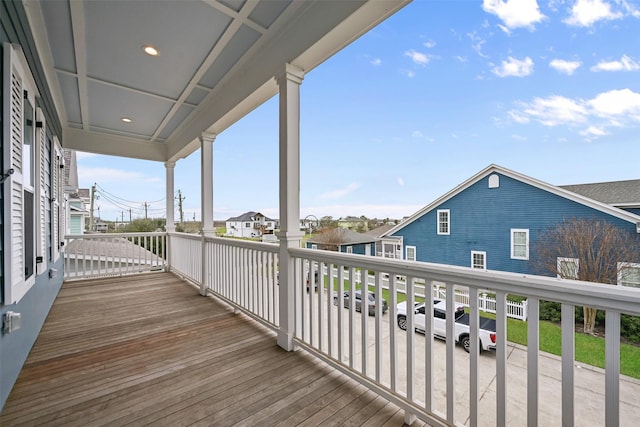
[64,232,167,279]
[67,232,640,427]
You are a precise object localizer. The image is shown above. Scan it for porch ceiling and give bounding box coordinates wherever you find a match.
[24,0,409,162]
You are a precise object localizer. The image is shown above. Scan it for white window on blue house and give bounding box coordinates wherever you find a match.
[406,245,416,261]
[511,229,529,260]
[437,209,450,235]
[471,251,486,270]
[618,263,640,288]
[557,257,579,279]
[346,246,353,253]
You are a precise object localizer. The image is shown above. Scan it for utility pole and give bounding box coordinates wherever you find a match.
[176,190,185,224]
[144,202,149,219]
[89,183,96,232]
[129,208,132,223]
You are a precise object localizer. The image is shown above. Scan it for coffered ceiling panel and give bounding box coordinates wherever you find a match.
[25,0,410,162]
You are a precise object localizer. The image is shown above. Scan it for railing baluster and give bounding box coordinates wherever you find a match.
[445,284,455,423]
[605,310,621,427]
[375,272,382,383]
[349,266,356,370]
[527,297,539,427]
[496,291,507,427]
[389,274,397,392]
[406,275,415,402]
[469,286,479,427]
[561,303,575,427]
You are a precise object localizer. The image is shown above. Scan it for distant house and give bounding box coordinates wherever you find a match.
[337,216,368,232]
[382,164,640,285]
[68,188,90,234]
[226,211,276,238]
[306,228,378,255]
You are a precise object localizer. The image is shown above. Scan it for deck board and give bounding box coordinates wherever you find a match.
[1,273,424,426]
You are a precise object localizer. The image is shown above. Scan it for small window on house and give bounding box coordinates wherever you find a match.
[437,209,450,235]
[245,222,251,228]
[311,244,318,250]
[346,246,353,254]
[406,245,416,261]
[488,174,500,188]
[511,229,529,260]
[618,263,640,288]
[557,257,579,279]
[471,251,486,270]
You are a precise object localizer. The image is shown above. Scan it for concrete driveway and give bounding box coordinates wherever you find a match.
[299,299,640,426]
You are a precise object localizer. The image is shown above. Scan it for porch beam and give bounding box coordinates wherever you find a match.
[276,63,305,351]
[200,132,216,296]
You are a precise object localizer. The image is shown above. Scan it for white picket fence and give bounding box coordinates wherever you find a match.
[317,265,529,321]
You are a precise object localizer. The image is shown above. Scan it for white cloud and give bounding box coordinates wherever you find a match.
[511,134,527,141]
[590,55,640,72]
[589,88,640,116]
[492,56,534,77]
[564,0,623,27]
[549,58,582,75]
[411,130,424,138]
[318,183,361,200]
[401,69,416,78]
[519,95,588,126]
[467,32,489,58]
[423,40,437,48]
[510,88,640,139]
[405,49,430,66]
[580,126,608,138]
[397,177,405,186]
[370,58,382,66]
[482,0,545,30]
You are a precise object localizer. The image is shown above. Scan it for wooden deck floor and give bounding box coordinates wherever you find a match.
[1,273,425,426]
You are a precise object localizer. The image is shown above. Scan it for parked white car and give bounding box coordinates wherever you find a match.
[396,300,497,353]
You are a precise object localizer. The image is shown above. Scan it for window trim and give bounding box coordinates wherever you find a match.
[406,245,417,261]
[510,228,529,260]
[618,262,640,288]
[471,251,486,270]
[437,209,450,235]
[557,257,579,279]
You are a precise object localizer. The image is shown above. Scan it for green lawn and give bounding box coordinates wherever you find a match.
[504,316,640,379]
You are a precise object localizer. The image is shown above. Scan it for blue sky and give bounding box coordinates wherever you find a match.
[78,0,640,223]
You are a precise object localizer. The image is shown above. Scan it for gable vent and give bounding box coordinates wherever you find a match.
[489,174,500,188]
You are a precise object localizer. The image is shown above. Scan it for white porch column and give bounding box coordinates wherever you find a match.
[276,63,304,351]
[200,132,216,296]
[165,161,176,232]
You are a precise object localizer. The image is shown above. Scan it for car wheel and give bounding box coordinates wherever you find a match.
[397,315,407,330]
[460,336,471,353]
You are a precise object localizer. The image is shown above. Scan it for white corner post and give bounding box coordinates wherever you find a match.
[164,161,176,272]
[276,63,304,351]
[200,132,216,296]
[165,161,176,232]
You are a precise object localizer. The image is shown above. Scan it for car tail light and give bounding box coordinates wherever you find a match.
[490,333,496,343]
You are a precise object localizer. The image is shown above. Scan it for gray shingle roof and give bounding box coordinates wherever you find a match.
[226,211,274,222]
[560,179,640,206]
[307,228,378,245]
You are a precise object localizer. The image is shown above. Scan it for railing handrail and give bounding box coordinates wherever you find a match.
[291,247,640,316]
[65,231,167,240]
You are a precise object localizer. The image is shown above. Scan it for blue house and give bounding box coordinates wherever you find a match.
[383,164,640,283]
[306,228,378,256]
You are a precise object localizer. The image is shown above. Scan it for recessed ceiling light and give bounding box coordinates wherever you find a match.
[143,45,159,56]
[121,117,132,123]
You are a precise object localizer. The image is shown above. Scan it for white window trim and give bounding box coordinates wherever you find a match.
[471,251,486,270]
[510,228,529,260]
[557,257,579,279]
[617,262,640,288]
[437,209,450,235]
[346,246,353,254]
[406,245,417,261]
